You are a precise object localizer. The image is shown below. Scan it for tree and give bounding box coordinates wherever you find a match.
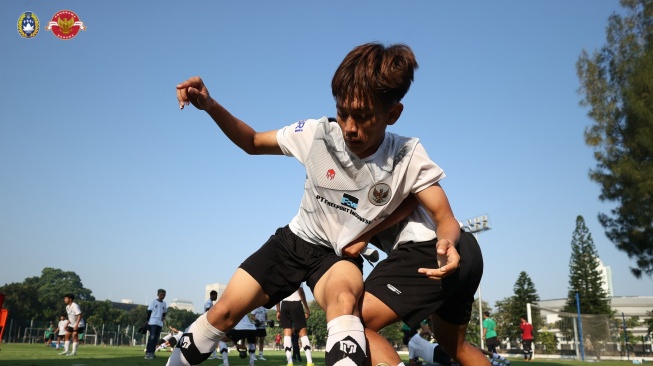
[0,282,42,321]
[166,307,198,330]
[24,267,95,321]
[563,216,612,315]
[306,300,327,348]
[495,272,542,344]
[465,298,490,346]
[576,0,653,278]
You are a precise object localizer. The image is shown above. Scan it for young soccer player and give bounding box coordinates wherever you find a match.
[168,42,461,366]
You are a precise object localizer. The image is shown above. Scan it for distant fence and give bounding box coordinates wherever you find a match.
[1,318,148,346]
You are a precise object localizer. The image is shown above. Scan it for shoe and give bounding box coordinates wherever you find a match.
[145,353,155,360]
[307,363,315,366]
[287,363,294,366]
[505,361,511,365]
[66,353,76,356]
[258,356,266,360]
[59,351,69,355]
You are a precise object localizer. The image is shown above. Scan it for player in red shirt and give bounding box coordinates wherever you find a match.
[520,316,534,361]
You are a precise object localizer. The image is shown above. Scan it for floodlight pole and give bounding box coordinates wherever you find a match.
[463,214,492,350]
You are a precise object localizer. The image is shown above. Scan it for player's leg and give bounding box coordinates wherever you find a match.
[218,340,230,366]
[166,268,269,366]
[312,260,366,366]
[360,291,403,366]
[257,328,266,359]
[60,329,71,355]
[432,313,490,365]
[298,327,313,365]
[69,329,79,355]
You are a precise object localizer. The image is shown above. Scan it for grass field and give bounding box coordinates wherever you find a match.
[0,343,643,366]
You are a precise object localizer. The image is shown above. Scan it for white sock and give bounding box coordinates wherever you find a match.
[165,313,225,366]
[325,315,366,366]
[72,342,78,354]
[220,341,229,365]
[284,336,293,363]
[300,335,313,363]
[64,340,70,352]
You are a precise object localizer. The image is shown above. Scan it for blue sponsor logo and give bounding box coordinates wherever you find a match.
[294,119,306,132]
[341,193,358,210]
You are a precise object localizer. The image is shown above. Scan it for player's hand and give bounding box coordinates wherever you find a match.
[176,76,213,110]
[417,238,460,280]
[342,240,367,258]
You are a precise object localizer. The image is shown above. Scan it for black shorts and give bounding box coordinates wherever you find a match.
[364,231,483,328]
[255,328,267,338]
[226,329,257,344]
[279,301,307,330]
[66,326,85,334]
[240,226,363,308]
[57,334,65,340]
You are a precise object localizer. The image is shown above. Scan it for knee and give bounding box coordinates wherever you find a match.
[327,291,359,314]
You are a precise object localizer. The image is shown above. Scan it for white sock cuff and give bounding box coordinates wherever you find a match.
[326,315,364,334]
[196,313,225,341]
[300,335,310,347]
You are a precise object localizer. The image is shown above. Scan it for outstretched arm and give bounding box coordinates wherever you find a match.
[176,76,283,155]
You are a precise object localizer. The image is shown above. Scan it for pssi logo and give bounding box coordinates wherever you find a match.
[326,169,335,180]
[341,194,358,210]
[294,119,306,132]
[46,10,86,40]
[17,11,39,38]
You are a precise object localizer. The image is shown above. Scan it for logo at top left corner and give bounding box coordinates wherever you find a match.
[17,11,40,38]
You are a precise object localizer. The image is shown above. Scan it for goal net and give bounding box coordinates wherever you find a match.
[530,303,617,360]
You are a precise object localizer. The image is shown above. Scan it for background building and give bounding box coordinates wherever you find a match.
[205,283,228,303]
[596,258,614,298]
[168,298,194,311]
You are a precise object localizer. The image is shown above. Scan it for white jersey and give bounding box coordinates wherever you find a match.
[58,320,68,335]
[251,306,267,328]
[277,117,443,255]
[147,299,168,327]
[66,302,84,327]
[233,314,256,331]
[373,205,437,254]
[204,298,214,313]
[282,285,303,302]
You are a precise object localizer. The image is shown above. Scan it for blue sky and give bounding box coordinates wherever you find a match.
[2,1,651,314]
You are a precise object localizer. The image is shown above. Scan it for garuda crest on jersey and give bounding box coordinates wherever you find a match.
[368,183,391,206]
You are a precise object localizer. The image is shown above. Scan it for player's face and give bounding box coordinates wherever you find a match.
[63,297,71,305]
[336,99,402,159]
[158,292,166,301]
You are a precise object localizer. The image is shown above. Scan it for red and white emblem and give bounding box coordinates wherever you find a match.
[326,169,336,180]
[46,10,86,40]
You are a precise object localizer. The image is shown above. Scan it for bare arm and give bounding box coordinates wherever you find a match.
[176,76,283,155]
[415,183,461,279]
[342,194,419,257]
[298,287,310,318]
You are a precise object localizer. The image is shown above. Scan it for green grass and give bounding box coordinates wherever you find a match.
[0,344,641,366]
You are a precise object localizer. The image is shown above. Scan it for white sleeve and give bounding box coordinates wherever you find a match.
[408,143,445,194]
[276,118,321,164]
